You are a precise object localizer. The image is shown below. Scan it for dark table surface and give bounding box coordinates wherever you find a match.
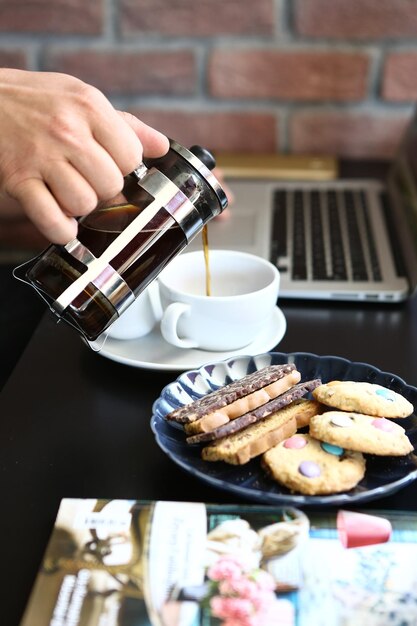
[2,277,417,624]
[2,160,417,625]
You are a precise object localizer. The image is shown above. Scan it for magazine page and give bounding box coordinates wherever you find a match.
[19,499,417,626]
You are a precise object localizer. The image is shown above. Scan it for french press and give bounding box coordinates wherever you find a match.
[14,140,228,345]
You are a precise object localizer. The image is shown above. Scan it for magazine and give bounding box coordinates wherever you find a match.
[19,499,417,626]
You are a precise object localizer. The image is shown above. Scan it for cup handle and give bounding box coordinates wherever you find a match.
[160,302,198,349]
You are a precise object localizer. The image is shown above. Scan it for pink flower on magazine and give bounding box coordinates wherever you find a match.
[205,553,283,626]
[219,577,274,609]
[222,619,260,626]
[250,590,276,612]
[210,596,254,621]
[218,576,258,598]
[207,555,246,582]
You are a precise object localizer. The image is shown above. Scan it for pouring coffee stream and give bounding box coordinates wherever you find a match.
[13,140,227,345]
[202,224,211,297]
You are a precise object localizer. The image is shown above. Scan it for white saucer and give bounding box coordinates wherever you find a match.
[98,306,286,372]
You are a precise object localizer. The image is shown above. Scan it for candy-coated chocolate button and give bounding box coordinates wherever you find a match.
[299,461,321,478]
[372,418,394,432]
[321,442,344,456]
[375,387,395,402]
[331,414,354,428]
[284,435,307,449]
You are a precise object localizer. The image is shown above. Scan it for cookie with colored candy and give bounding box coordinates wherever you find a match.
[312,381,414,418]
[262,434,365,495]
[309,411,414,456]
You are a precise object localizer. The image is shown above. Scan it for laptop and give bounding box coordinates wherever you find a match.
[189,110,417,302]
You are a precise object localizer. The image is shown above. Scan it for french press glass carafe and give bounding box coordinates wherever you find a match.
[14,140,228,344]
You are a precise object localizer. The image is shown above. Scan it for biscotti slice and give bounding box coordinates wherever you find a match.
[184,369,302,435]
[202,399,321,465]
[295,399,325,429]
[165,363,297,425]
[186,379,321,445]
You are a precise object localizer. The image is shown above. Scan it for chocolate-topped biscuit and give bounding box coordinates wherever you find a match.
[202,399,322,465]
[186,379,321,445]
[165,363,297,424]
[185,369,302,435]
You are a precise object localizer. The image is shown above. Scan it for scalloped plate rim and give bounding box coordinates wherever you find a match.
[151,351,417,506]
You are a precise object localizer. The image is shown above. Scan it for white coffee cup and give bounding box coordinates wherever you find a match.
[158,249,280,351]
[106,281,162,340]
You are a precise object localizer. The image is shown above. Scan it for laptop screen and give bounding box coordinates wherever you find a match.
[388,109,417,291]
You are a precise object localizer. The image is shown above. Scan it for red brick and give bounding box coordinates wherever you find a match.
[209,50,370,102]
[45,50,196,95]
[290,111,411,159]
[295,0,417,40]
[0,0,104,35]
[0,50,27,69]
[120,0,274,36]
[382,52,417,101]
[127,109,278,153]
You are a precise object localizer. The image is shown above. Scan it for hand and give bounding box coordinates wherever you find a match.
[0,69,169,244]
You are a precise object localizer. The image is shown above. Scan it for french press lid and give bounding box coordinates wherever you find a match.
[137,139,228,224]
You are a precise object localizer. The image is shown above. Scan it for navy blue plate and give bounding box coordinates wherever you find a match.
[151,352,417,506]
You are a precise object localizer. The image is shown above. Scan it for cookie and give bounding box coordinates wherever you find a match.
[262,434,366,495]
[312,381,414,418]
[186,379,321,445]
[309,411,414,456]
[165,363,298,424]
[202,399,321,465]
[185,369,301,435]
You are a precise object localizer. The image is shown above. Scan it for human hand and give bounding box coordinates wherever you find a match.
[0,69,169,244]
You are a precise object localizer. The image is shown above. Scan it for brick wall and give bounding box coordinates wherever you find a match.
[1,0,417,160]
[1,0,417,254]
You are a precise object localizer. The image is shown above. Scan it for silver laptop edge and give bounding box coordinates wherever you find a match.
[188,110,417,302]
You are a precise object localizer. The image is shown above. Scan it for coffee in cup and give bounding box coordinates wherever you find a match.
[158,249,280,351]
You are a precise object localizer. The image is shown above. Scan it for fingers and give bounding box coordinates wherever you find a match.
[1,73,170,245]
[67,141,125,201]
[9,111,168,245]
[91,106,169,177]
[117,112,170,158]
[13,178,78,244]
[43,161,98,218]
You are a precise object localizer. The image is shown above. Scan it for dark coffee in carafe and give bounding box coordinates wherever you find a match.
[15,141,227,343]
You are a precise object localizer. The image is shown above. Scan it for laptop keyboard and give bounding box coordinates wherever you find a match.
[272,188,382,282]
